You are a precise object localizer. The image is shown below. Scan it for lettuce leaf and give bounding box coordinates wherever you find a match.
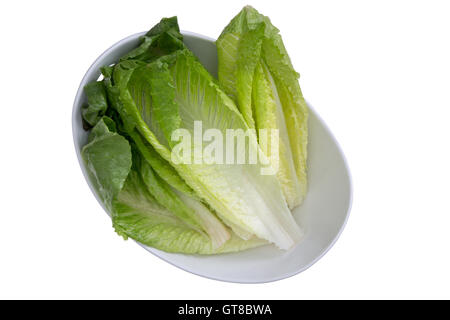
[81,117,132,208]
[217,6,308,208]
[81,81,108,127]
[120,17,185,63]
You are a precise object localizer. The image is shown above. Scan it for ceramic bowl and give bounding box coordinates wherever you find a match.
[72,31,352,283]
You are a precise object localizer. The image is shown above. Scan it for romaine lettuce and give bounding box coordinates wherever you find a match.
[81,13,305,254]
[217,6,308,208]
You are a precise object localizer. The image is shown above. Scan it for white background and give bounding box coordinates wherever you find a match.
[1,0,449,299]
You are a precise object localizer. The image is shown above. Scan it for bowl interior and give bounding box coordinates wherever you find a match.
[72,31,352,283]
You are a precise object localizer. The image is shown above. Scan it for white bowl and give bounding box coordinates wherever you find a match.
[72,31,353,283]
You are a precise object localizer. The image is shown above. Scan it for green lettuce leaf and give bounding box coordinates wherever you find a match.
[120,17,185,62]
[103,55,196,197]
[82,81,108,127]
[81,117,132,208]
[216,6,308,208]
[252,61,302,209]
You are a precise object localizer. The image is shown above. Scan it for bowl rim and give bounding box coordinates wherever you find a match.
[72,30,353,284]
